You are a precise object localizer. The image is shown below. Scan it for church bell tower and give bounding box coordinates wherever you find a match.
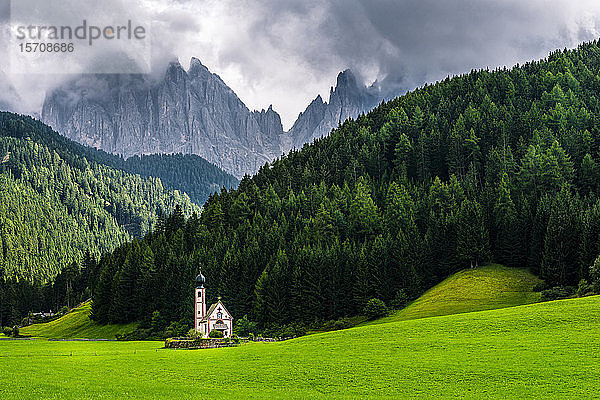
[194,271,206,334]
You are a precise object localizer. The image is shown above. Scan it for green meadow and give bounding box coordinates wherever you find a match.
[366,264,542,325]
[1,295,599,399]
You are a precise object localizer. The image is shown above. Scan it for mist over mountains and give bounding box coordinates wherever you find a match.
[41,59,387,178]
[0,71,23,114]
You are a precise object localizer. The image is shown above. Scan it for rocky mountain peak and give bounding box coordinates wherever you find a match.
[42,59,284,178]
[285,69,382,151]
[41,59,386,177]
[188,57,211,78]
[336,69,358,89]
[162,61,188,89]
[252,105,284,140]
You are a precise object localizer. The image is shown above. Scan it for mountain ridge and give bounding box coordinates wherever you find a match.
[41,60,385,178]
[42,59,284,178]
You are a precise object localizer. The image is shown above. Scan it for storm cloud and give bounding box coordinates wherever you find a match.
[2,0,600,127]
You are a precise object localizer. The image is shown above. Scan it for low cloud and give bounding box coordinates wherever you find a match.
[1,0,600,127]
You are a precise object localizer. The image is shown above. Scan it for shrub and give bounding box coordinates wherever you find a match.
[3,326,12,337]
[164,320,189,339]
[321,320,337,331]
[280,325,297,338]
[321,318,353,332]
[11,326,19,337]
[261,324,281,338]
[363,298,388,320]
[281,323,306,338]
[541,286,575,301]
[234,315,258,337]
[590,255,600,293]
[186,329,199,339]
[391,289,409,309]
[532,281,549,292]
[576,279,594,297]
[208,330,224,338]
[333,318,353,331]
[262,323,306,338]
[116,328,151,341]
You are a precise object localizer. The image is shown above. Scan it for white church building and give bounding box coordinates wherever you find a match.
[194,271,233,338]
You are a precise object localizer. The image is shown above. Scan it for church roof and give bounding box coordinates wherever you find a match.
[200,303,218,322]
[200,300,232,322]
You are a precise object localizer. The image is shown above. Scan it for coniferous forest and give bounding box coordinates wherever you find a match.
[0,113,236,325]
[120,154,239,206]
[7,41,600,333]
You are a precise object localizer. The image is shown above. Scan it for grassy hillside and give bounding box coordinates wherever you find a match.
[370,264,542,325]
[20,302,137,339]
[1,296,599,398]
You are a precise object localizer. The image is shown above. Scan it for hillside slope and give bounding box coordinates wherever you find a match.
[20,302,136,339]
[369,264,542,325]
[0,111,238,206]
[0,112,202,282]
[2,296,600,398]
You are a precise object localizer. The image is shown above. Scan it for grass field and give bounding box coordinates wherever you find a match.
[1,295,599,399]
[366,264,542,326]
[20,302,137,339]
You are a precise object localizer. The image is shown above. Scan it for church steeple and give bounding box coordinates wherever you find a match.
[195,271,205,288]
[194,270,207,334]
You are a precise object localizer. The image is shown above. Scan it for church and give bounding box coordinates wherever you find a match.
[194,271,233,338]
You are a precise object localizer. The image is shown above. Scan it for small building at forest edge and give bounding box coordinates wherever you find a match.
[194,271,233,338]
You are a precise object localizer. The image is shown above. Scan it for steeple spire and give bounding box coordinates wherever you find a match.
[195,270,206,288]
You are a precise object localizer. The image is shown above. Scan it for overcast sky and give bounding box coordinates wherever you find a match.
[2,0,600,129]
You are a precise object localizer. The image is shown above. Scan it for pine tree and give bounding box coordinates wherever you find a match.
[541,187,580,285]
[493,175,520,266]
[456,199,490,268]
[349,178,380,240]
[579,153,598,194]
[254,249,292,326]
[579,200,600,279]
